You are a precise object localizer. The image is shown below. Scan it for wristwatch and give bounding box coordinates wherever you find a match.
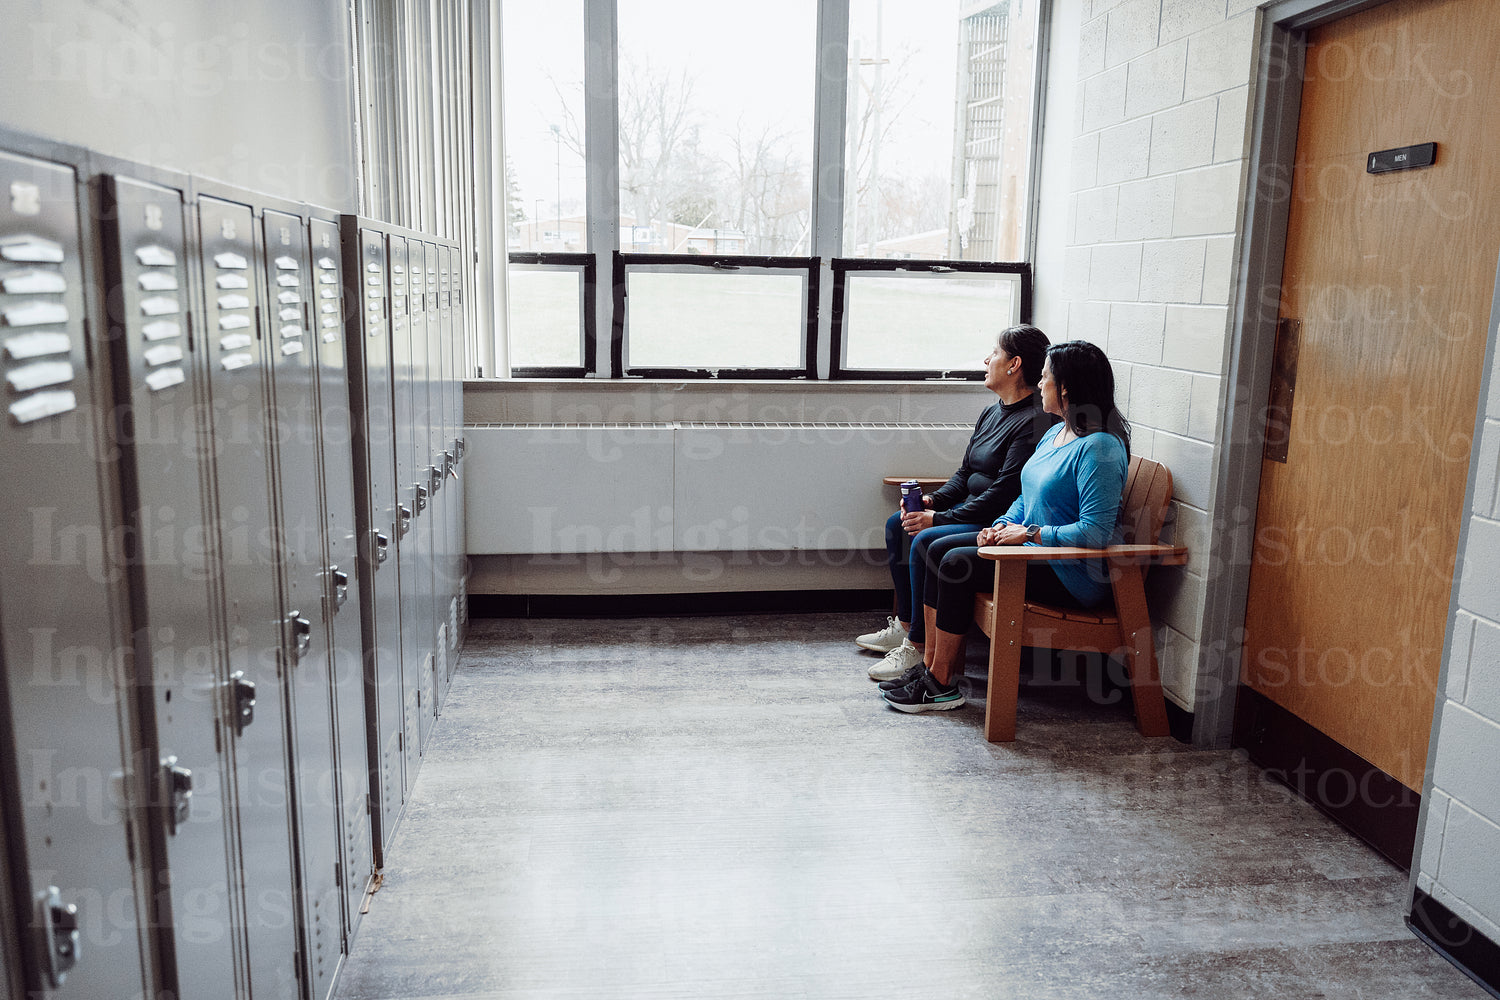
[1025,524,1041,543]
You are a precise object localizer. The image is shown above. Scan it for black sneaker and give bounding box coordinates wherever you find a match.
[881,668,966,713]
[877,662,927,691]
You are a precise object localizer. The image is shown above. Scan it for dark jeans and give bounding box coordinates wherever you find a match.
[884,512,979,642]
[924,541,1084,635]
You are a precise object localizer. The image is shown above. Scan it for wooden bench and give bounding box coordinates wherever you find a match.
[974,456,1186,742]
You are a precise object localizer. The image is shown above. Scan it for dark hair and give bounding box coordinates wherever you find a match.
[997,324,1050,387]
[1046,340,1130,454]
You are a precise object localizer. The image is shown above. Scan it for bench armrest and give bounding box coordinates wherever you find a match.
[977,543,1188,566]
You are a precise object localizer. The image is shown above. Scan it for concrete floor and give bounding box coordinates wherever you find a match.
[334,613,1491,1000]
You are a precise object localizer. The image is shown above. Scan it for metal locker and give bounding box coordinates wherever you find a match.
[451,249,468,644]
[340,221,406,864]
[387,235,422,789]
[260,206,341,1000]
[97,172,243,999]
[437,243,460,681]
[420,241,446,713]
[307,213,374,944]
[403,238,437,752]
[194,192,301,1000]
[0,151,151,1000]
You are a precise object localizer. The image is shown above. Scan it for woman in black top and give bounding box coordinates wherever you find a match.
[857,324,1057,681]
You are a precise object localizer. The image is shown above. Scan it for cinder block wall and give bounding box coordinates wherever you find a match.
[1034,0,1259,711]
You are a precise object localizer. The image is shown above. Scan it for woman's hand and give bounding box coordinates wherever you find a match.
[979,523,1029,546]
[901,510,935,535]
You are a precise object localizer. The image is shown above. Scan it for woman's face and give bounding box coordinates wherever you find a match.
[1038,359,1065,417]
[983,342,1013,393]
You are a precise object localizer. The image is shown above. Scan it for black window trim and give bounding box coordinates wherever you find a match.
[828,258,1033,381]
[506,251,596,378]
[613,252,819,380]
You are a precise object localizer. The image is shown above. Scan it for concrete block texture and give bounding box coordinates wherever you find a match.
[1433,702,1500,828]
[1150,430,1215,508]
[1188,374,1222,442]
[1079,14,1108,80]
[1185,12,1257,100]
[1140,238,1207,304]
[1150,97,1219,175]
[1075,185,1121,245]
[1106,0,1163,68]
[1435,799,1500,935]
[1072,132,1101,191]
[1108,302,1167,365]
[1465,613,1500,725]
[1098,116,1154,186]
[1215,85,1253,163]
[1164,304,1229,373]
[1474,418,1500,516]
[1069,299,1112,346]
[1160,0,1228,45]
[1125,40,1190,119]
[1063,246,1093,299]
[1116,175,1177,241]
[1090,243,1144,301]
[1202,235,1236,305]
[1146,559,1205,642]
[1127,363,1194,436]
[1083,64,1130,132]
[1156,622,1199,709]
[1447,613,1478,704]
[1458,516,1500,623]
[1419,788,1452,879]
[1166,498,1212,579]
[1173,162,1244,237]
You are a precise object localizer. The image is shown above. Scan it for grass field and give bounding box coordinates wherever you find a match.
[506,266,1018,372]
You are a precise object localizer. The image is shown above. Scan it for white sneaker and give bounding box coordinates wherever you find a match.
[856,616,908,653]
[869,640,924,681]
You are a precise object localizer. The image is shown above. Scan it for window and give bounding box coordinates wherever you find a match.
[498,0,1047,379]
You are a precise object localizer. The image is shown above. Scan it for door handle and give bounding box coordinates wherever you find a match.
[161,756,193,835]
[229,671,256,737]
[330,565,349,611]
[397,505,412,537]
[445,450,457,480]
[428,464,442,494]
[35,886,80,988]
[415,484,428,512]
[289,612,312,661]
[374,530,390,564]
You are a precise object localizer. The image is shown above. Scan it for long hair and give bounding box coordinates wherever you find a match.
[996,324,1050,387]
[1046,340,1131,454]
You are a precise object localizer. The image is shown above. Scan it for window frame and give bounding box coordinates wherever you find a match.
[829,258,1032,381]
[505,251,597,377]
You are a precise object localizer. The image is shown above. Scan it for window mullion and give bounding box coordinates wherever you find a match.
[811,0,850,379]
[584,0,619,377]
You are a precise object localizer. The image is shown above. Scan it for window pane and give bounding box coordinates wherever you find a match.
[626,271,804,369]
[847,0,1040,261]
[842,273,1019,372]
[501,0,587,252]
[617,1,815,256]
[506,268,583,368]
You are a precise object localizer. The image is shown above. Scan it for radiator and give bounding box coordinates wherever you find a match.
[463,422,972,555]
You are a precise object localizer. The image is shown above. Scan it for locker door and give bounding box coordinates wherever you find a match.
[99,174,243,999]
[437,244,459,679]
[388,236,422,788]
[341,223,405,863]
[195,194,300,1000]
[308,215,373,943]
[421,242,446,712]
[0,152,150,999]
[261,208,341,1000]
[451,248,467,643]
[405,239,437,751]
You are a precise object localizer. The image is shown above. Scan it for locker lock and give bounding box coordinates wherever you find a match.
[374,531,390,564]
[230,670,256,737]
[161,756,193,835]
[445,451,457,480]
[414,484,428,513]
[455,437,465,460]
[397,504,412,537]
[34,886,81,989]
[428,464,442,494]
[289,613,312,661]
[330,565,350,611]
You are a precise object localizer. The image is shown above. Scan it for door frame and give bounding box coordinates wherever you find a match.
[1195,0,1500,746]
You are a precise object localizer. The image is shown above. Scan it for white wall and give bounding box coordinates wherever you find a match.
[1034,0,1259,710]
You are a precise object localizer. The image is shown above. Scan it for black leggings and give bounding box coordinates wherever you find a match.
[922,539,1084,635]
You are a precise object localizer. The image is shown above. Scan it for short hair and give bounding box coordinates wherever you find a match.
[1046,340,1131,454]
[997,324,1050,387]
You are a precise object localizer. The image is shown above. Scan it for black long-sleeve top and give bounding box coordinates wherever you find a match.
[928,393,1058,527]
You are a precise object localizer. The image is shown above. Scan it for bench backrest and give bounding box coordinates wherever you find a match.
[1119,456,1174,545]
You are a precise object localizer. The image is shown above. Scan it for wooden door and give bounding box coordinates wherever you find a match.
[1242,0,1500,792]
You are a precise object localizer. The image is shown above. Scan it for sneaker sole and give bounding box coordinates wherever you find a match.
[856,638,904,653]
[868,663,921,681]
[883,696,966,713]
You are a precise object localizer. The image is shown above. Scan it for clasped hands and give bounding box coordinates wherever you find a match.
[976,522,1030,546]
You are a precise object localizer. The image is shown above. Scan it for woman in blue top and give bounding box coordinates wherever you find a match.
[881,340,1131,713]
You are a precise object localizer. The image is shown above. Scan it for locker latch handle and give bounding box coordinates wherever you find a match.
[35,886,80,989]
[455,437,465,460]
[289,613,312,661]
[397,505,412,536]
[428,464,442,494]
[375,531,390,564]
[162,756,193,835]
[230,671,256,737]
[415,484,428,512]
[330,566,350,611]
[445,451,457,480]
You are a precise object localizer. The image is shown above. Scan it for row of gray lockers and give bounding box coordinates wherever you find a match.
[0,134,467,1000]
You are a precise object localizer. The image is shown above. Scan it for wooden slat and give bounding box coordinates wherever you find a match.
[977,543,1187,564]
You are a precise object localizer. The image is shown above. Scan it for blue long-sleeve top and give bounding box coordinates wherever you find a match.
[995,423,1129,607]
